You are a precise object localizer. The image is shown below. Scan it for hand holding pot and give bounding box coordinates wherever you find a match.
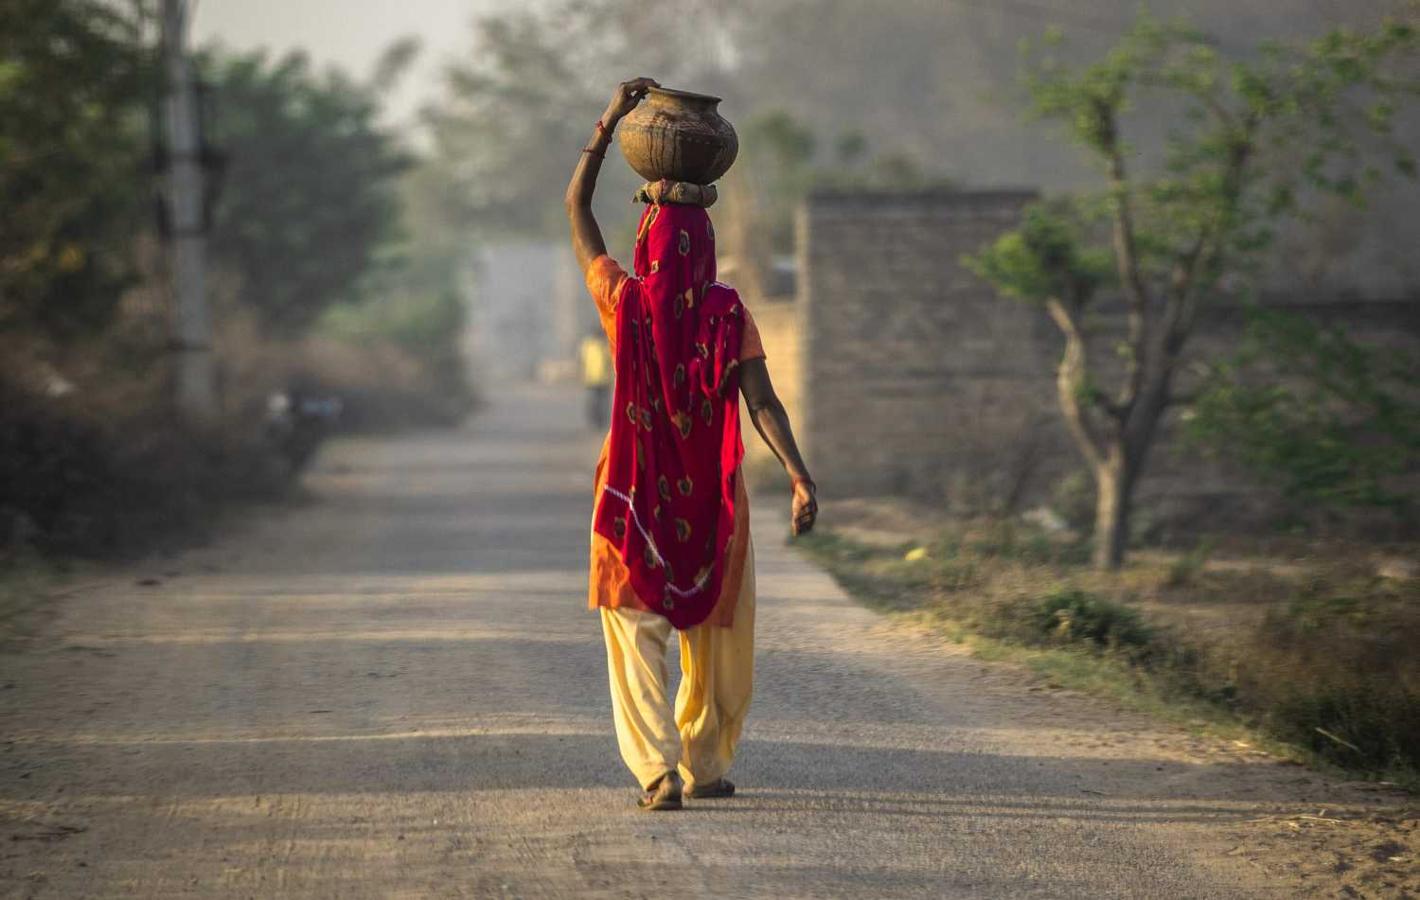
[603,77,660,127]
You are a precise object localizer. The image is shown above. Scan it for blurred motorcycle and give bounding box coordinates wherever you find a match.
[264,388,343,474]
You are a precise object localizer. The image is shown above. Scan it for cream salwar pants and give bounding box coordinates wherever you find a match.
[599,543,756,791]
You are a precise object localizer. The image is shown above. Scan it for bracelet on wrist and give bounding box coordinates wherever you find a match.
[792,476,816,493]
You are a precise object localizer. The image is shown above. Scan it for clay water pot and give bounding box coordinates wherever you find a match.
[618,87,738,186]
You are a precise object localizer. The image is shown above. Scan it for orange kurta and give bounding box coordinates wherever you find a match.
[585,254,764,627]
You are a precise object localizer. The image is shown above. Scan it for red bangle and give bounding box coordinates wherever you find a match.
[595,119,611,137]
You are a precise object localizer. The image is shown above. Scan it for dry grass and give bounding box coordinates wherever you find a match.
[799,512,1420,785]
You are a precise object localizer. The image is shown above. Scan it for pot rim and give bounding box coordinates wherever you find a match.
[645,85,723,104]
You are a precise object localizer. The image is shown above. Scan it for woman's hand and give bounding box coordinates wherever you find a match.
[602,77,660,127]
[568,78,657,275]
[791,481,818,536]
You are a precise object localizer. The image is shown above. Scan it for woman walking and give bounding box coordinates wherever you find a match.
[565,77,818,811]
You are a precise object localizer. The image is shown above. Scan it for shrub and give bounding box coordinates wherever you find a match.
[1239,589,1420,772]
[0,376,286,560]
[803,521,1419,780]
[1050,470,1095,532]
[1029,589,1153,650]
[1163,537,1216,588]
[220,310,475,433]
[311,290,475,430]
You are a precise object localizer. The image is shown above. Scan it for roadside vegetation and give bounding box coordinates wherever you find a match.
[800,513,1420,787]
[965,15,1417,569]
[1,3,472,571]
[804,10,1420,792]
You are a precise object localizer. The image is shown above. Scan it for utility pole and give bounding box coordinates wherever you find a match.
[161,0,217,418]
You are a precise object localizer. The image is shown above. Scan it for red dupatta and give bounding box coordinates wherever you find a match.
[592,202,745,630]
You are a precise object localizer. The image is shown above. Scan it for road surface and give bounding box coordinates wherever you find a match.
[0,386,1406,898]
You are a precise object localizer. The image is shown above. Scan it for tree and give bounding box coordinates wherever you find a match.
[717,107,944,298]
[0,0,150,342]
[202,49,410,335]
[1185,307,1419,523]
[420,6,606,238]
[966,14,1417,569]
[419,0,769,242]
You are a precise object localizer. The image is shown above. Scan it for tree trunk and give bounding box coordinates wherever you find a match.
[1092,375,1167,570]
[1044,297,1169,571]
[1092,453,1134,570]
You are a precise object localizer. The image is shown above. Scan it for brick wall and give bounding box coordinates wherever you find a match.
[741,296,804,480]
[751,189,1419,527]
[796,190,1070,509]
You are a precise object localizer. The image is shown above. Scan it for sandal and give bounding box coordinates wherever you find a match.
[686,778,735,799]
[637,771,683,811]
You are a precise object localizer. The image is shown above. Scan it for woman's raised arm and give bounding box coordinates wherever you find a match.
[565,77,659,277]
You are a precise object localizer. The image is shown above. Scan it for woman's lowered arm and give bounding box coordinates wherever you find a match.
[565,77,659,277]
[739,358,817,535]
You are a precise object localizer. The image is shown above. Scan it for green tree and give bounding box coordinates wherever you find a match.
[422,2,633,238]
[723,108,941,266]
[732,110,818,253]
[1185,307,1419,521]
[421,0,753,241]
[202,49,410,335]
[966,14,1417,569]
[0,0,150,341]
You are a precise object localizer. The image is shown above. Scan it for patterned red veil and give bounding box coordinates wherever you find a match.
[591,201,745,630]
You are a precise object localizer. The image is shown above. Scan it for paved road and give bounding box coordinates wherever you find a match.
[0,386,1395,898]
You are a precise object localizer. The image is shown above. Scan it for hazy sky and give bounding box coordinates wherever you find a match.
[193,0,507,126]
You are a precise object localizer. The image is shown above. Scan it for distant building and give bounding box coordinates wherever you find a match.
[464,242,587,384]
